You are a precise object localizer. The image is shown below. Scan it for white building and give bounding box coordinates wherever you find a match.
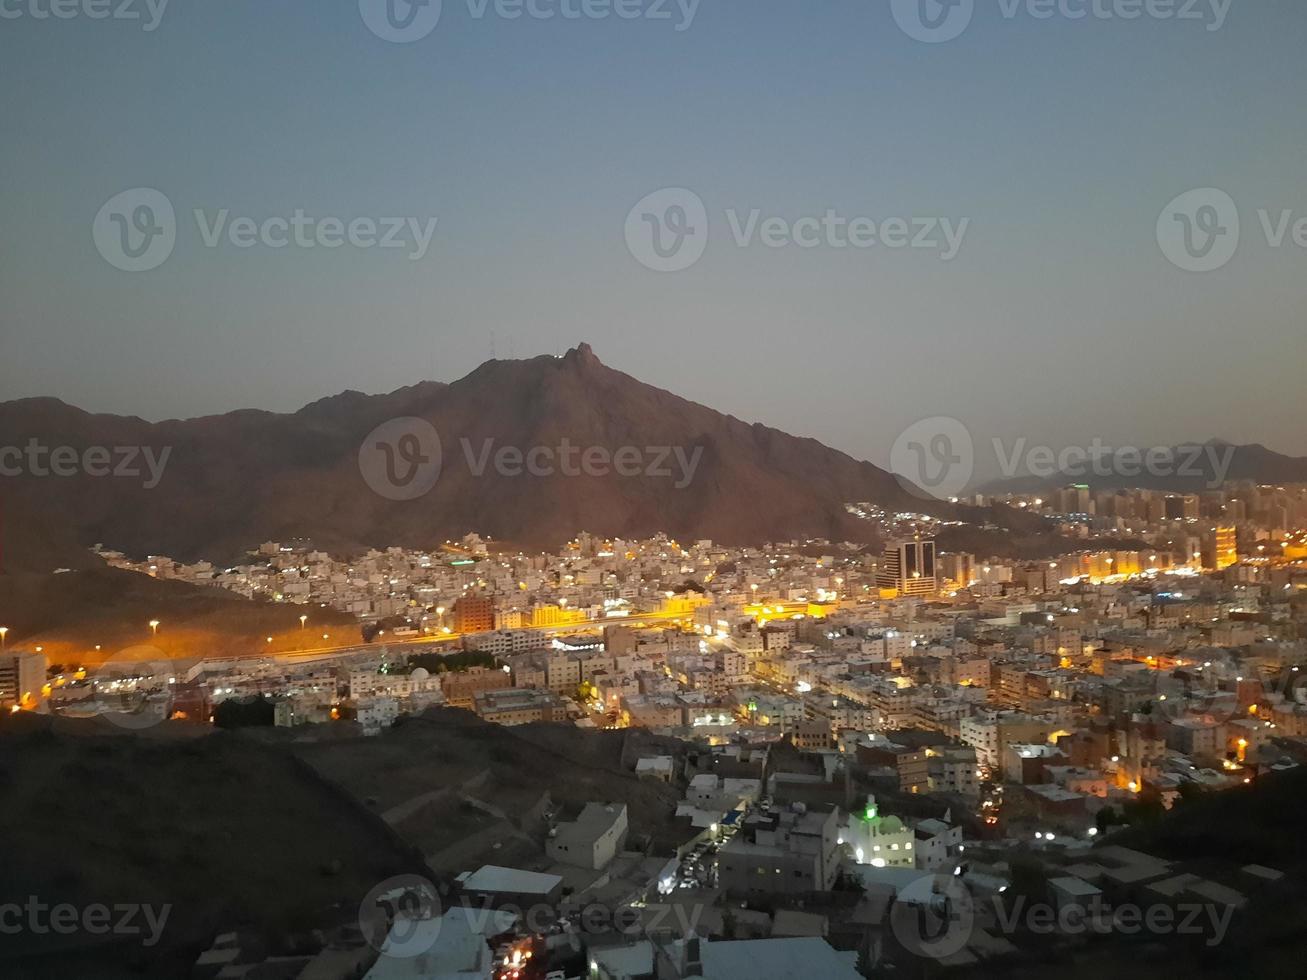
[0,652,47,711]
[547,803,629,871]
[914,817,964,872]
[356,696,399,735]
[843,801,914,868]
[363,905,515,980]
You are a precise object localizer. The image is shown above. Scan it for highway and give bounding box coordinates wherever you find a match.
[264,609,695,665]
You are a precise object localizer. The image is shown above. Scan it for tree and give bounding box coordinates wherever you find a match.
[1122,787,1166,825]
[1095,807,1118,834]
[1176,780,1207,806]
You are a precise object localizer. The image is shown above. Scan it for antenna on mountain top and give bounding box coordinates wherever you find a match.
[490,330,497,360]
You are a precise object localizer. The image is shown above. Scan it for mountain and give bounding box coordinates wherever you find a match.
[979,439,1307,495]
[0,345,949,572]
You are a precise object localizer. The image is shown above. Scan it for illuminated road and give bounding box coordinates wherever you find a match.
[265,610,694,665]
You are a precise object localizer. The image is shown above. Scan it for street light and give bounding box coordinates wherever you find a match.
[0,627,8,649]
[149,620,160,637]
[299,614,307,630]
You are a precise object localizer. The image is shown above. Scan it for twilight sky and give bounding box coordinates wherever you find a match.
[2,0,1305,483]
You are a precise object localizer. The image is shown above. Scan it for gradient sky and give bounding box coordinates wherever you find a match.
[2,0,1305,484]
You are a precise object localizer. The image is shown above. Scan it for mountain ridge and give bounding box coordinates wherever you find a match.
[978,439,1307,495]
[0,344,939,572]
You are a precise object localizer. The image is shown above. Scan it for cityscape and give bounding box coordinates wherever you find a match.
[4,471,1306,976]
[3,2,1307,979]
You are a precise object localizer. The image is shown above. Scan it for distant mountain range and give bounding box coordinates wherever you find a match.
[0,344,957,573]
[978,440,1307,496]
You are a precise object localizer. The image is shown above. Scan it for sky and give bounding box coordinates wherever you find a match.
[2,0,1305,485]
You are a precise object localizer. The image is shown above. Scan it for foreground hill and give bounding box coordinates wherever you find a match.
[0,708,691,976]
[277,707,689,870]
[0,345,939,571]
[0,714,424,978]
